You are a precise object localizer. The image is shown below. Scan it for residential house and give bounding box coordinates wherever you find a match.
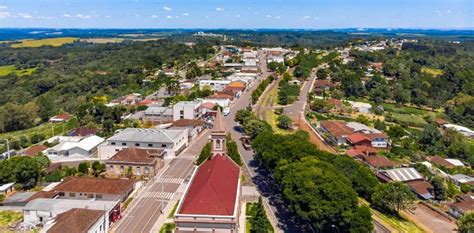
[224,81,246,98]
[109,93,143,106]
[199,80,231,92]
[169,119,206,140]
[449,174,474,187]
[174,111,241,232]
[68,128,100,137]
[319,120,354,145]
[0,183,15,195]
[49,113,72,123]
[346,145,377,157]
[377,167,434,199]
[356,155,398,170]
[45,135,105,161]
[43,208,108,233]
[23,198,120,226]
[105,148,165,179]
[442,124,474,138]
[107,128,188,158]
[449,194,474,218]
[204,93,233,108]
[143,106,174,124]
[349,101,372,113]
[172,100,203,121]
[21,145,48,157]
[429,156,464,169]
[313,80,335,96]
[346,133,389,148]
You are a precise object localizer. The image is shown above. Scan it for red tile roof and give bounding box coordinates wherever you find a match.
[429,156,455,169]
[406,180,433,198]
[346,133,371,145]
[23,145,48,156]
[320,120,354,137]
[346,145,377,157]
[359,155,398,168]
[201,102,216,110]
[52,177,134,195]
[47,208,105,233]
[69,128,100,137]
[107,148,163,165]
[208,92,234,100]
[314,80,335,88]
[171,119,205,128]
[52,113,71,121]
[178,155,240,216]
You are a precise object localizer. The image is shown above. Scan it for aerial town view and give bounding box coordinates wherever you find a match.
[0,0,473,232]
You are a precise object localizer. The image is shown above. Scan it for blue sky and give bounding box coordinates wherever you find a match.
[0,0,472,29]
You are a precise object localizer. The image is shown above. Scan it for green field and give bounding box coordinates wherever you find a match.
[0,211,22,227]
[0,65,36,77]
[0,120,75,142]
[11,37,78,48]
[421,67,444,77]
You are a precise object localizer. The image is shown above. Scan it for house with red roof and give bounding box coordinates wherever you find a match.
[174,110,241,232]
[49,113,72,123]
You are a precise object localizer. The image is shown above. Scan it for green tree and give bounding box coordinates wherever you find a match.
[226,134,243,166]
[36,94,56,122]
[348,206,374,233]
[277,115,292,129]
[78,162,90,175]
[250,197,272,233]
[196,142,211,165]
[458,212,474,233]
[374,119,386,131]
[244,119,272,139]
[431,176,447,201]
[371,182,416,215]
[91,161,105,177]
[234,108,253,124]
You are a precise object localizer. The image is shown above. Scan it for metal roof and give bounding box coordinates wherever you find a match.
[383,167,423,182]
[107,128,186,144]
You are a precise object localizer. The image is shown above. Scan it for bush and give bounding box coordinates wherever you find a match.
[277,115,292,129]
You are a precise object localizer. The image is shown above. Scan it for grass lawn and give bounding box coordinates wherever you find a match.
[167,200,179,218]
[469,140,474,156]
[0,121,72,141]
[387,112,428,128]
[0,211,22,227]
[159,223,176,233]
[359,198,425,233]
[421,67,444,77]
[11,37,78,48]
[0,65,37,77]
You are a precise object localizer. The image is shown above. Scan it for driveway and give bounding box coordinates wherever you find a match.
[405,203,456,233]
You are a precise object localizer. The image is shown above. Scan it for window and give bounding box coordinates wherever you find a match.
[111,142,116,145]
[69,193,76,197]
[144,167,149,175]
[109,165,114,171]
[136,166,141,175]
[135,143,140,147]
[215,139,221,149]
[87,193,94,198]
[161,144,166,148]
[122,142,127,146]
[148,144,153,147]
[120,166,124,173]
[180,110,184,114]
[96,194,102,199]
[59,192,65,197]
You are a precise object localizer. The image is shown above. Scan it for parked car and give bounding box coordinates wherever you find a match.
[240,136,252,150]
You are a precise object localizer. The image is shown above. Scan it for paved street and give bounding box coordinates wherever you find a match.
[283,69,337,154]
[112,130,210,233]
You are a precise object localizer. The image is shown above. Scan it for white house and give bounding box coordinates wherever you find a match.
[349,101,372,113]
[199,80,231,92]
[442,124,474,138]
[45,136,105,161]
[172,100,203,121]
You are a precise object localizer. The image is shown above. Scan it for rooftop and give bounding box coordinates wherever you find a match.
[177,155,240,216]
[24,198,118,213]
[381,167,423,182]
[171,119,205,128]
[430,156,456,168]
[22,145,48,156]
[359,155,398,168]
[320,120,354,137]
[107,128,186,143]
[46,208,105,233]
[107,148,164,165]
[52,177,134,195]
[69,128,100,137]
[406,180,434,199]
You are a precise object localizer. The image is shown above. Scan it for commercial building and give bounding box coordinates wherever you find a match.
[105,148,165,179]
[143,106,173,124]
[199,80,231,92]
[173,100,203,121]
[107,128,188,158]
[45,135,105,161]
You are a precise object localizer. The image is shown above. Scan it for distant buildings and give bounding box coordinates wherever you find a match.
[318,120,389,148]
[199,79,232,92]
[377,167,434,200]
[49,113,72,123]
[43,208,108,233]
[108,93,143,107]
[172,100,203,121]
[45,135,105,161]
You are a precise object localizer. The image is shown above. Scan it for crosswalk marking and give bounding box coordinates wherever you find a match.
[142,191,174,200]
[157,177,184,184]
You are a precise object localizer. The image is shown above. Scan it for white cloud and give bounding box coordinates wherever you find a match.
[166,15,173,19]
[19,13,33,19]
[266,15,271,18]
[37,16,55,20]
[163,6,172,11]
[0,6,8,9]
[216,7,224,11]
[76,14,91,19]
[303,15,311,19]
[105,15,111,18]
[63,13,72,18]
[446,10,452,14]
[276,16,281,19]
[182,13,189,16]
[235,14,241,18]
[0,11,10,19]
[151,15,158,18]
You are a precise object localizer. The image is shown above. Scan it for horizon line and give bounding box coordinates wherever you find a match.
[1,27,474,31]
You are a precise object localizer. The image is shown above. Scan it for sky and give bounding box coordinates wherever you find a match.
[0,0,472,29]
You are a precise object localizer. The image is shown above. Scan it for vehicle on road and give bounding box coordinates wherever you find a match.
[223,107,231,116]
[240,136,252,150]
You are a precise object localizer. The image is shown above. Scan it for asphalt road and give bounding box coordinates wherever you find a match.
[112,130,210,233]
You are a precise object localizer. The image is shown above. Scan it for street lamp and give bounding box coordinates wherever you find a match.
[331,224,340,233]
[0,138,10,159]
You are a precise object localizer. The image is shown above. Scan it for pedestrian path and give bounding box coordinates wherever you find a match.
[142,191,175,200]
[157,177,185,184]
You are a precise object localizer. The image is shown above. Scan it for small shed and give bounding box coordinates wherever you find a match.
[0,182,15,195]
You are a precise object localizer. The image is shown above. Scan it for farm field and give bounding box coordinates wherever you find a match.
[0,65,36,77]
[79,38,124,43]
[11,37,78,48]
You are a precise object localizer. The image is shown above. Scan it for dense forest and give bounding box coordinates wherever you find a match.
[0,39,216,132]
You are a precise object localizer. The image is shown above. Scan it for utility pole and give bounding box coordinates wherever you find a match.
[1,139,10,159]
